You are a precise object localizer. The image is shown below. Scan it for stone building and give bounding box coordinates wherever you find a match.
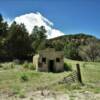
[33,48,64,72]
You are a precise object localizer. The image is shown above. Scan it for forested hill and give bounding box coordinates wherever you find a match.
[46,33,100,61]
[47,33,99,50]
[48,33,97,45]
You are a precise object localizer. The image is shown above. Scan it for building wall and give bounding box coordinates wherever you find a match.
[33,54,39,71]
[33,48,64,72]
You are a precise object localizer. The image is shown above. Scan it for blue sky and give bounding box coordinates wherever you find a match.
[0,0,100,38]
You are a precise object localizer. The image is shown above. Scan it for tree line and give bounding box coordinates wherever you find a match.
[48,34,100,62]
[0,14,47,61]
[0,14,100,62]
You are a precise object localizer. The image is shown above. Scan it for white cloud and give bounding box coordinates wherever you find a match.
[49,29,64,39]
[12,12,64,39]
[4,17,12,25]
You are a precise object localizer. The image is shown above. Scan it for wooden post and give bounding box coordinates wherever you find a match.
[76,64,83,84]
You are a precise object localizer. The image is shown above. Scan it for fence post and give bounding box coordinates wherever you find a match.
[76,64,83,84]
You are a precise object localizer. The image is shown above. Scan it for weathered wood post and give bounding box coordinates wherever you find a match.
[76,63,83,84]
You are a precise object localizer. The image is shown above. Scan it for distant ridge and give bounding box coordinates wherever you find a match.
[48,33,99,44]
[49,33,96,41]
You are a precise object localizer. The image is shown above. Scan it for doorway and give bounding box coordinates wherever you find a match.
[48,60,55,72]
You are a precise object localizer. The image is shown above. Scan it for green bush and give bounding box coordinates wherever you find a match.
[64,62,72,71]
[23,61,29,69]
[29,63,35,70]
[23,61,35,70]
[3,63,15,70]
[19,92,26,98]
[10,63,15,69]
[0,64,3,68]
[82,62,87,68]
[20,74,28,82]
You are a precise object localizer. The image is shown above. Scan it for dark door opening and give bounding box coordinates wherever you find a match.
[48,60,55,72]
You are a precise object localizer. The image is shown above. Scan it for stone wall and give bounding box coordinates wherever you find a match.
[33,48,64,72]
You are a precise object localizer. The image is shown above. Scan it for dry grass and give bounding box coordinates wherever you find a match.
[0,59,100,97]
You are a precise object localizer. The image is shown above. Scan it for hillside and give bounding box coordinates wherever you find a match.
[50,33,95,40]
[46,33,100,61]
[48,33,98,46]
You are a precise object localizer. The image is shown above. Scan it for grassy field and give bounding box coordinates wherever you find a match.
[0,59,100,98]
[0,62,71,96]
[64,59,100,93]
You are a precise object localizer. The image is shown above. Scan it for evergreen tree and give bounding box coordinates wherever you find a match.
[6,22,32,59]
[0,14,8,61]
[64,42,81,60]
[30,26,47,53]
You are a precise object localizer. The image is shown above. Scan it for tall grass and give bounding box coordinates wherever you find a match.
[0,59,100,94]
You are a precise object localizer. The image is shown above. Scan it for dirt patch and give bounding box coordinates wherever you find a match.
[0,90,100,100]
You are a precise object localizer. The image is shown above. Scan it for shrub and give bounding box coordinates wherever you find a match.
[0,64,3,68]
[10,63,15,69]
[29,63,35,70]
[23,62,35,70]
[3,66,8,70]
[23,61,29,69]
[64,62,72,71]
[3,64,9,70]
[19,92,26,98]
[82,62,87,68]
[3,63,15,70]
[20,74,28,82]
